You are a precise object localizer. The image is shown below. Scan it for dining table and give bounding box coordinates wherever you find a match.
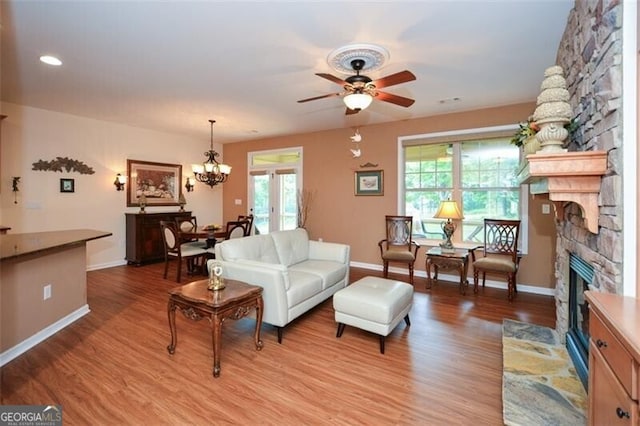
[181,227,226,249]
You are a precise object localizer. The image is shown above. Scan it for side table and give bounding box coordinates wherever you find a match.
[167,278,264,378]
[425,247,472,295]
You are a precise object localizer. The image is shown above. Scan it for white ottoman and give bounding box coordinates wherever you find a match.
[333,276,413,354]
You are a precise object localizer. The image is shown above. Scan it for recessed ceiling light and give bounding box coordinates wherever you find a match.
[39,55,62,66]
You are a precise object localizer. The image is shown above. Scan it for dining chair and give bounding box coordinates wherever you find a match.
[470,218,521,301]
[159,220,208,283]
[237,214,254,235]
[175,216,203,247]
[223,219,250,239]
[378,215,420,285]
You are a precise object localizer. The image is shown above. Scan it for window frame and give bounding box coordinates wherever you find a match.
[397,124,529,254]
[247,147,303,233]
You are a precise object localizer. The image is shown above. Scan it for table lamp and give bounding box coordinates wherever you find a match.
[433,199,464,252]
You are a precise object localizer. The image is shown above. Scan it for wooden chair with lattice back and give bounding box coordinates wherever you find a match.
[378,215,420,285]
[470,218,521,301]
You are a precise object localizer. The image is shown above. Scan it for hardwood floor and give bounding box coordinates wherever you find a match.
[0,263,555,425]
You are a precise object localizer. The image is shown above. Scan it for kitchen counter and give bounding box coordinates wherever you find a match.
[0,229,111,365]
[0,229,111,261]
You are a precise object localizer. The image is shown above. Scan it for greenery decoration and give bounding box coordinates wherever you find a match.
[510,117,578,147]
[510,119,539,147]
[32,157,95,174]
[297,188,314,229]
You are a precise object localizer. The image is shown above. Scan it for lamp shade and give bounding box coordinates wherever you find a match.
[343,93,373,110]
[434,200,464,220]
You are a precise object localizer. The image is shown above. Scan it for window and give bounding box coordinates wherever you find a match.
[400,125,528,249]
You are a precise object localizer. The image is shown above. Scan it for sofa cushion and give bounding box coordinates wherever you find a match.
[289,260,348,290]
[286,270,322,307]
[218,234,280,264]
[271,228,310,267]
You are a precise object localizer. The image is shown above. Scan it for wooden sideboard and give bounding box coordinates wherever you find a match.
[125,211,192,265]
[585,291,640,425]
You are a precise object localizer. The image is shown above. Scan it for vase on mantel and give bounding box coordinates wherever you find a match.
[532,65,572,153]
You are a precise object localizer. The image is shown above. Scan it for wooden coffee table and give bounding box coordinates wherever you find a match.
[167,278,263,378]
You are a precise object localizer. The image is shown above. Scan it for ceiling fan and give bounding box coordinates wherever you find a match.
[297,59,416,115]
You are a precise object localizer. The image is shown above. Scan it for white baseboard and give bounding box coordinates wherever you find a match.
[87,259,127,271]
[0,305,91,367]
[349,261,554,297]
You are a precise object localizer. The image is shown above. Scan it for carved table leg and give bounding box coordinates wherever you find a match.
[167,299,177,354]
[211,313,223,378]
[425,257,433,289]
[254,297,264,351]
[458,260,466,295]
[462,258,469,295]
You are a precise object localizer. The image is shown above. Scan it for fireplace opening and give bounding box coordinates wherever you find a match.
[566,253,594,390]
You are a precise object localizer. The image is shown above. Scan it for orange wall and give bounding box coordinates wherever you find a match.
[222,102,557,289]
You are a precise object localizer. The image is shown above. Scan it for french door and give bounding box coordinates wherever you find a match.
[248,148,302,234]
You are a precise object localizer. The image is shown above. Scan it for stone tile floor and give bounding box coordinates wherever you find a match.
[502,319,587,426]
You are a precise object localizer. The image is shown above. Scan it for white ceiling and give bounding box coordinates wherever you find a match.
[1,1,573,144]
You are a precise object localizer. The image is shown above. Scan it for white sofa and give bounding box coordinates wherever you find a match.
[210,228,350,343]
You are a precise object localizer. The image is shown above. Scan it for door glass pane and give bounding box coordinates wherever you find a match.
[279,173,297,230]
[251,174,270,235]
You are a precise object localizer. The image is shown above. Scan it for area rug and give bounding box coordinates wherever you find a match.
[502,319,587,426]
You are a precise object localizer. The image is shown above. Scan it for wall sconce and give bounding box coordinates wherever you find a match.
[185,177,195,192]
[12,177,20,204]
[114,173,126,191]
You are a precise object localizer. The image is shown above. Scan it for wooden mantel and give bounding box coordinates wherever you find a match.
[517,151,607,234]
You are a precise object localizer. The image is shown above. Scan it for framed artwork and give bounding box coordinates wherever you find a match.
[126,159,182,207]
[60,178,75,193]
[355,170,383,196]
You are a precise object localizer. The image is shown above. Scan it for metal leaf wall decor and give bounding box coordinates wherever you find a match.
[32,157,95,175]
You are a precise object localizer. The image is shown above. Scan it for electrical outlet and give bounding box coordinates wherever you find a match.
[542,204,551,215]
[43,284,52,300]
[234,199,242,205]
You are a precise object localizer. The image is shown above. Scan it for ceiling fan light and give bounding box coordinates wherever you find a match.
[344,93,373,111]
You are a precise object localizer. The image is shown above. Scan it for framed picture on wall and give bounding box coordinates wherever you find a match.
[60,178,75,193]
[355,170,383,196]
[126,159,182,207]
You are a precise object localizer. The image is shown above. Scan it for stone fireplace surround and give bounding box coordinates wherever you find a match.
[548,0,624,338]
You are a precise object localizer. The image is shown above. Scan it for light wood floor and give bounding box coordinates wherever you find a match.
[1,263,555,425]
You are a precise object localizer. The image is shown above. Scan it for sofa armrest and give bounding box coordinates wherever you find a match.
[207,259,290,327]
[308,240,350,264]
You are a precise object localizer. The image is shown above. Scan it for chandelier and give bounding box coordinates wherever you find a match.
[192,119,231,187]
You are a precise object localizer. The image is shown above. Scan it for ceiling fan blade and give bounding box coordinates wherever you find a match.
[345,107,360,115]
[316,73,347,85]
[375,91,415,107]
[373,71,416,89]
[297,92,342,103]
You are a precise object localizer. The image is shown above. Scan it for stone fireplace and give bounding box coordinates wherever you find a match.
[550,0,624,386]
[513,0,626,395]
